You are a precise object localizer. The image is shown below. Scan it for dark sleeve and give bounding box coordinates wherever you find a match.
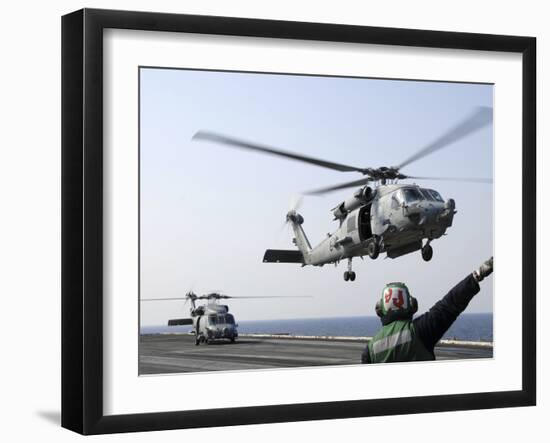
[413,274,480,352]
[361,344,371,364]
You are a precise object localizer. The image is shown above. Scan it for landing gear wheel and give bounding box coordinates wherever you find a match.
[422,244,433,261]
[230,337,235,343]
[344,257,355,281]
[367,238,380,259]
[195,336,200,346]
[343,271,356,281]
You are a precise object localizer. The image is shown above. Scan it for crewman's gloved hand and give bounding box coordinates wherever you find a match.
[473,257,493,282]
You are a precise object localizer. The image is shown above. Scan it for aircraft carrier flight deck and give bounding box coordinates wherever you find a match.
[139,333,493,375]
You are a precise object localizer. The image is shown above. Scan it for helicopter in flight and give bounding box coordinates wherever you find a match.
[193,106,492,281]
[142,292,308,345]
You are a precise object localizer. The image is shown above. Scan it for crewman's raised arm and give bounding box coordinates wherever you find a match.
[413,257,493,351]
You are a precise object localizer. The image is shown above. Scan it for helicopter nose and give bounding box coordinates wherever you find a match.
[414,202,446,226]
[437,199,457,225]
[444,198,456,211]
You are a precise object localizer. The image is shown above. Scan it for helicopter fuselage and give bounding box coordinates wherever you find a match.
[313,184,454,261]
[264,184,456,278]
[192,303,238,344]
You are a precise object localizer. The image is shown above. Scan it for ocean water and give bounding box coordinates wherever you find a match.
[141,312,493,342]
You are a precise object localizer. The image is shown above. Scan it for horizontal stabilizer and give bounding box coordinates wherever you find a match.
[263,249,304,264]
[168,318,193,326]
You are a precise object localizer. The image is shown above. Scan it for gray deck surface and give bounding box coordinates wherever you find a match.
[139,334,493,374]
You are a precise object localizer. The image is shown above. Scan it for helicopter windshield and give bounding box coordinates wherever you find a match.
[401,188,423,203]
[419,189,436,201]
[427,189,444,202]
[420,189,444,202]
[209,314,235,325]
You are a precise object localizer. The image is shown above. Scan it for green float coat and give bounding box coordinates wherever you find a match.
[367,320,434,363]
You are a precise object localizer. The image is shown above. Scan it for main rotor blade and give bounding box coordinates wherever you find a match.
[200,295,312,299]
[396,106,493,170]
[193,131,364,173]
[221,295,312,299]
[406,175,493,184]
[197,295,219,300]
[141,297,188,301]
[197,293,232,300]
[305,177,371,195]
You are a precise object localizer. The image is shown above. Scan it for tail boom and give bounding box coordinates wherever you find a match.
[287,210,312,264]
[263,211,313,265]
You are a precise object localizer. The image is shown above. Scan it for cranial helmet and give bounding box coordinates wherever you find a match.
[375,282,418,320]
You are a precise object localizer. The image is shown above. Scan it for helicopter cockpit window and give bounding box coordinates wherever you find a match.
[419,189,436,201]
[401,188,423,203]
[225,314,235,324]
[427,189,444,202]
[208,315,218,325]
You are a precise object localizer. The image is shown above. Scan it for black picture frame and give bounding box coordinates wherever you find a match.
[62,8,536,435]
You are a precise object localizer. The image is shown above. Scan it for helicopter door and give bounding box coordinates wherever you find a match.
[358,206,372,241]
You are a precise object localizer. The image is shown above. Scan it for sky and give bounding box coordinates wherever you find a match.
[139,67,493,325]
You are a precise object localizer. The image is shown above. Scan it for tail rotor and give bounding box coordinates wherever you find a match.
[279,194,304,237]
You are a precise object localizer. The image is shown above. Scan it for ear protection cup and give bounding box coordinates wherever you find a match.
[375,299,383,317]
[410,296,418,315]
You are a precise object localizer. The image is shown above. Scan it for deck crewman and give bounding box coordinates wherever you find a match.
[362,257,493,364]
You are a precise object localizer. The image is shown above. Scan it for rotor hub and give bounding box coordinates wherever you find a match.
[361,166,405,181]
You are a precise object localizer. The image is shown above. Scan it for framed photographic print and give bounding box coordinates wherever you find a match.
[61,8,536,435]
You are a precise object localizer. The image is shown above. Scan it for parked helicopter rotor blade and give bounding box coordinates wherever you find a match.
[193,131,364,173]
[304,177,371,195]
[406,175,493,184]
[199,293,312,300]
[142,290,198,302]
[217,295,312,299]
[140,297,189,301]
[396,106,493,170]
